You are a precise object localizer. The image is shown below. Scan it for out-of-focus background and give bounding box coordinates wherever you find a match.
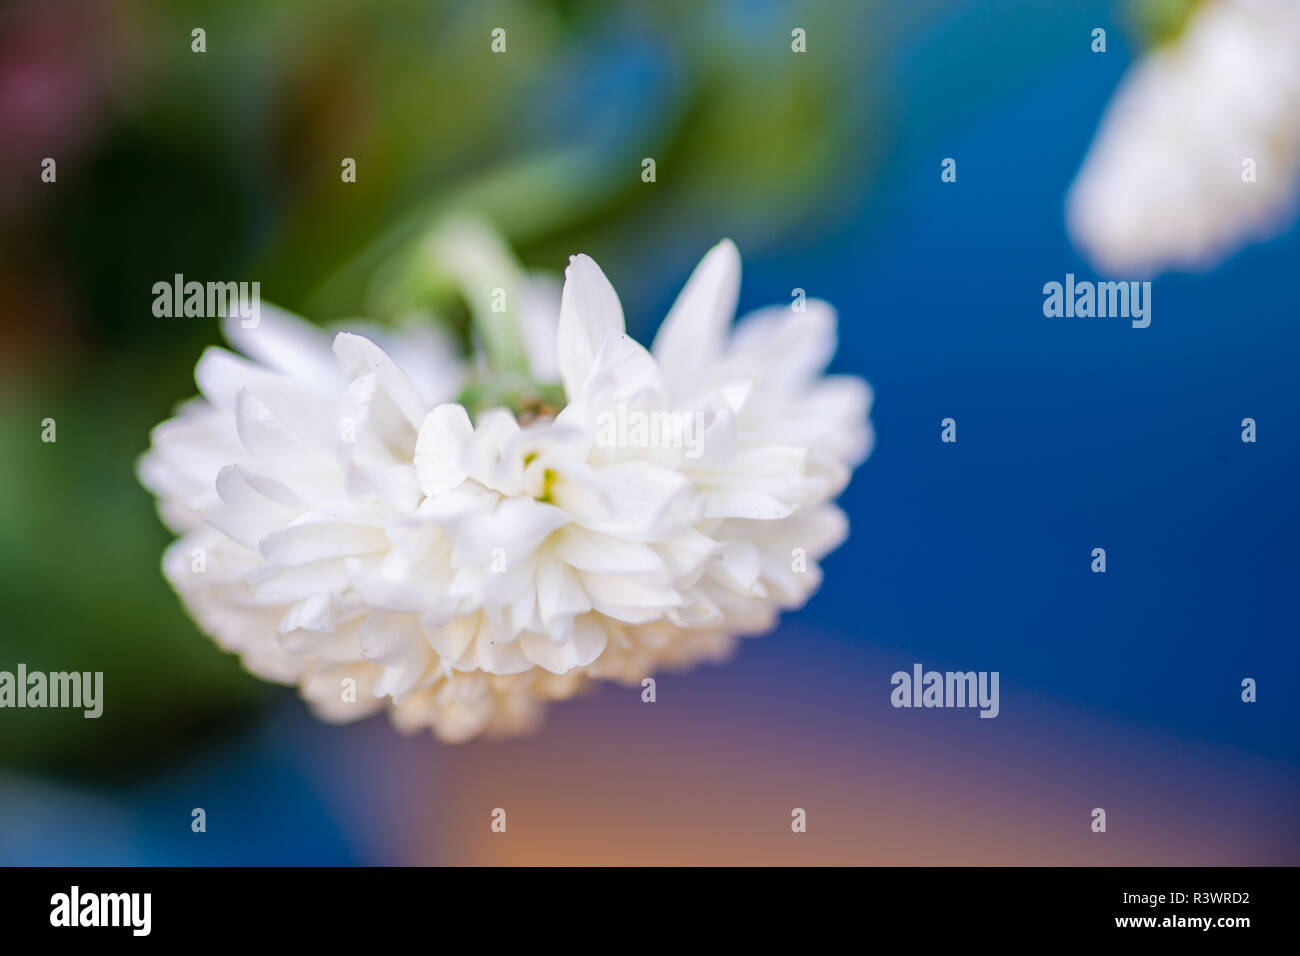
[1,0,1296,864]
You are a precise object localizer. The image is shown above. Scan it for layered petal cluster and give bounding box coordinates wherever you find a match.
[139,241,872,741]
[1067,0,1300,275]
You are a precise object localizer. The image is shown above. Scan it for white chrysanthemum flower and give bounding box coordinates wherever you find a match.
[139,240,872,742]
[1067,0,1300,275]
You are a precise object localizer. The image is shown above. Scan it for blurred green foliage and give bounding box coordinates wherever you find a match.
[1125,0,1204,47]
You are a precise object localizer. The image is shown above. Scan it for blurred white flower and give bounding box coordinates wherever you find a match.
[1067,0,1300,276]
[139,240,872,742]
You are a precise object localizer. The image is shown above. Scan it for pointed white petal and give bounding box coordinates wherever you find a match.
[556,254,626,400]
[651,240,740,397]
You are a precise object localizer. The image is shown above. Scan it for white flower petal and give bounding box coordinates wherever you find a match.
[233,388,330,475]
[332,331,430,429]
[518,617,605,674]
[556,253,626,400]
[414,404,474,496]
[652,238,740,398]
[260,516,389,566]
[222,304,342,388]
[550,526,665,575]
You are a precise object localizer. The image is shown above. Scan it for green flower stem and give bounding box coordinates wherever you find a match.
[424,216,530,378]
